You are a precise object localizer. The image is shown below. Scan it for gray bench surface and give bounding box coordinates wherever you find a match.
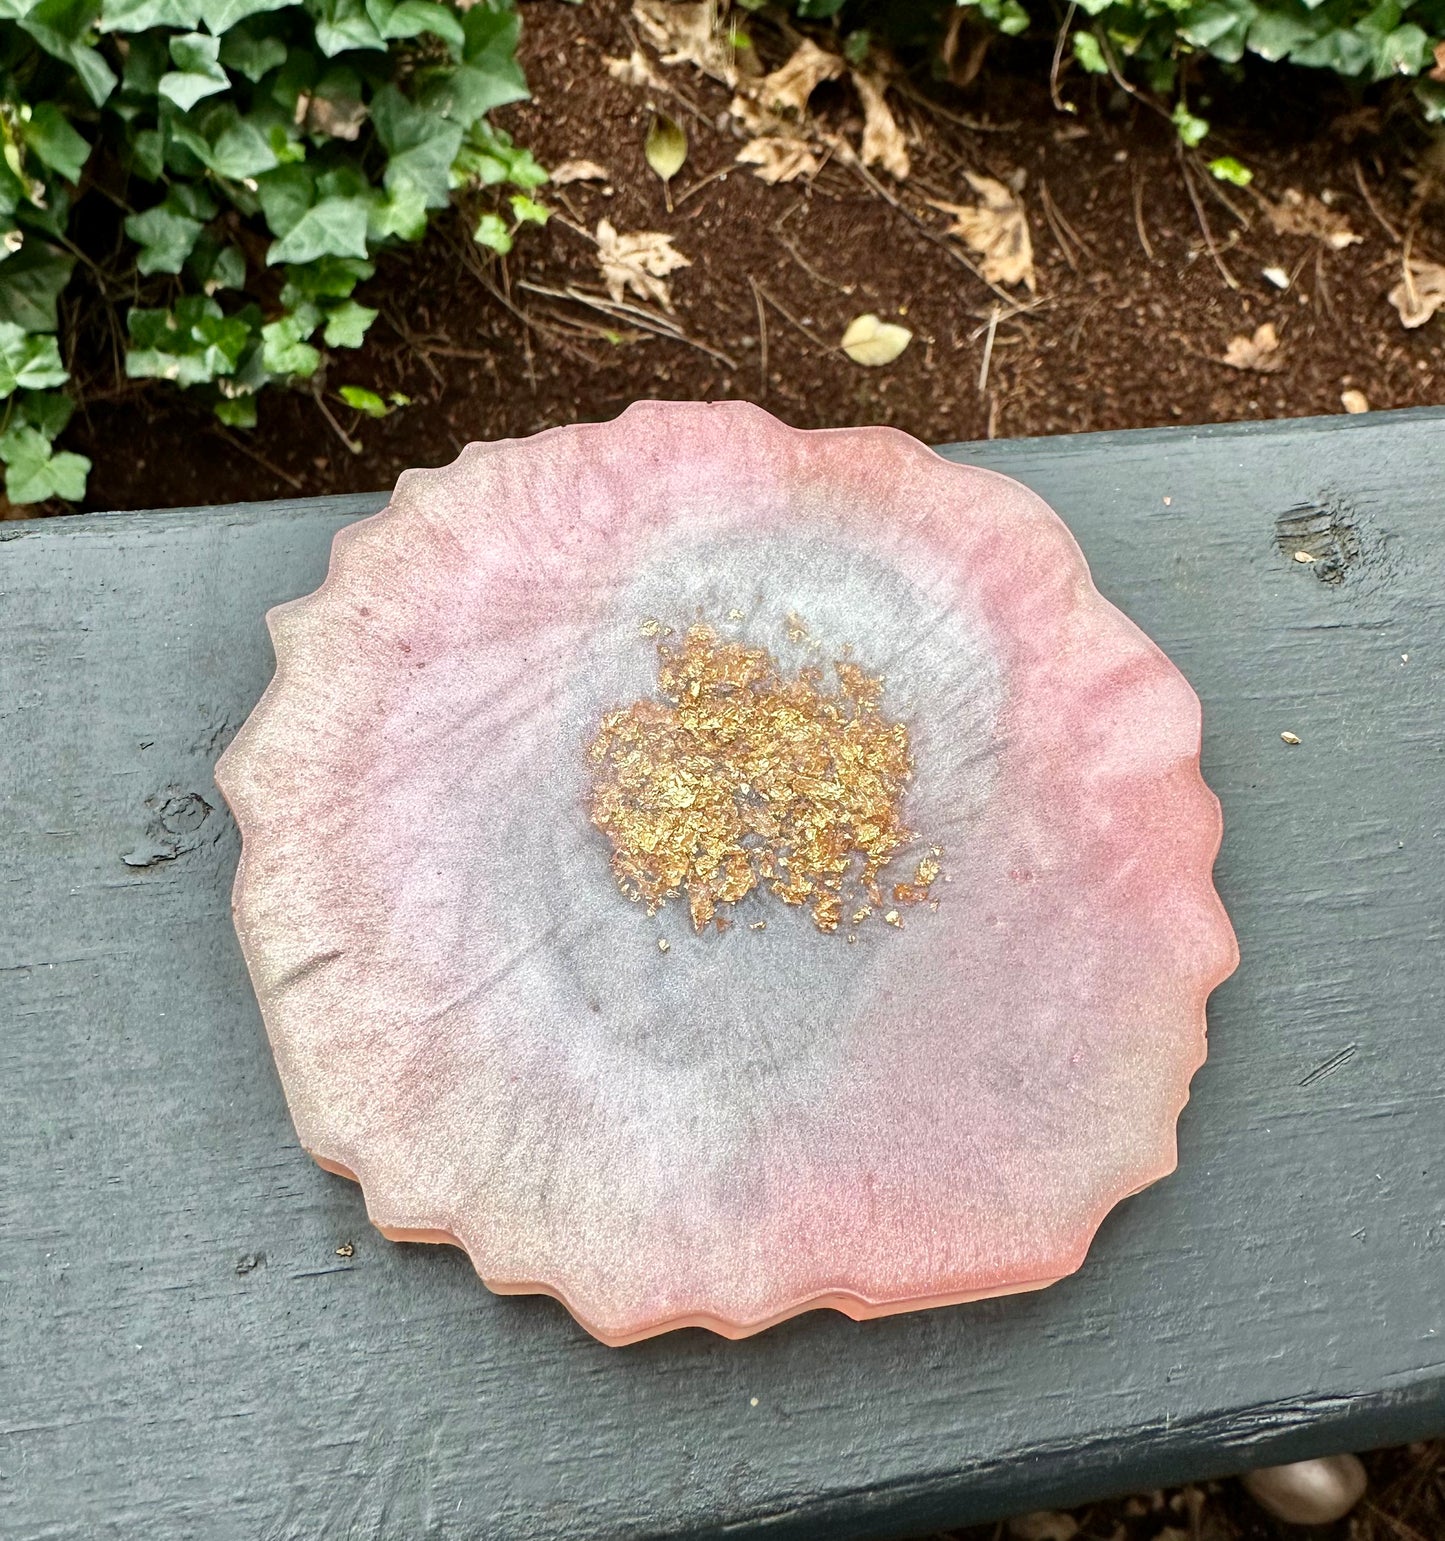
[3,408,1443,1541]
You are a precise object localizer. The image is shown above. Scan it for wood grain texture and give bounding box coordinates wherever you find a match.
[2,408,1442,1541]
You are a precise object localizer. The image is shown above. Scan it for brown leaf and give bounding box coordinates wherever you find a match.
[293,93,367,141]
[632,0,743,87]
[1388,259,1445,328]
[758,38,842,116]
[1431,38,1445,82]
[605,50,661,90]
[931,172,1035,290]
[595,220,691,312]
[1222,321,1284,371]
[551,159,610,185]
[1007,1514,1079,1541]
[735,135,820,185]
[1262,188,1361,251]
[852,71,909,181]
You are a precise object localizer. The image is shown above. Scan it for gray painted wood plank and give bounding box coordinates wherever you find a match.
[2,408,1443,1541]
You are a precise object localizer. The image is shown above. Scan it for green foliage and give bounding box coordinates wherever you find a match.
[813,0,1445,136]
[0,0,538,505]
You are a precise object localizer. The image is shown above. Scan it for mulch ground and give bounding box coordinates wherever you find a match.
[52,0,1445,514]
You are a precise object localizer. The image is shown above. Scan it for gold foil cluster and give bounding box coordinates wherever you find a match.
[586,622,940,935]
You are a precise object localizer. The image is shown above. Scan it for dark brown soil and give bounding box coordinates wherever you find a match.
[48,0,1445,515]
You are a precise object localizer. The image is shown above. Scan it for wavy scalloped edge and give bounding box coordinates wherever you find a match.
[220,400,1239,1347]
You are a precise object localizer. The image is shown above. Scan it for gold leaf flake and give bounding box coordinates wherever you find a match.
[586,624,937,937]
[930,173,1035,291]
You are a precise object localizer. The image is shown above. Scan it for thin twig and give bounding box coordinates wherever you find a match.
[977,305,999,395]
[1353,158,1401,243]
[1037,177,1079,270]
[1050,2,1078,115]
[209,426,303,491]
[380,307,445,387]
[892,80,1012,134]
[751,281,835,353]
[312,385,361,456]
[846,157,1024,309]
[1131,173,1155,260]
[675,164,734,209]
[1178,146,1240,291]
[516,281,739,369]
[748,275,768,398]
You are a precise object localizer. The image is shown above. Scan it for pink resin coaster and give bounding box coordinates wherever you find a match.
[215,400,1238,1346]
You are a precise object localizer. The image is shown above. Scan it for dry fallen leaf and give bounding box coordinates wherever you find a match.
[1007,1514,1079,1541]
[758,38,842,117]
[604,49,660,90]
[551,159,610,185]
[852,71,910,181]
[841,313,912,366]
[595,219,691,311]
[632,0,742,87]
[932,172,1035,291]
[1262,188,1361,251]
[1341,388,1369,414]
[294,93,367,140]
[1222,321,1284,372]
[735,135,820,185]
[645,114,688,185]
[1388,259,1445,328]
[1431,38,1445,81]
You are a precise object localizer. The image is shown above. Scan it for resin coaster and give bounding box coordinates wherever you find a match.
[215,401,1238,1346]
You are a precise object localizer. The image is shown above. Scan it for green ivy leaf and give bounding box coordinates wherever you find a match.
[1180,0,1256,62]
[0,323,68,395]
[373,0,464,47]
[1171,101,1210,145]
[1246,9,1321,58]
[472,210,511,252]
[0,424,90,504]
[170,104,279,181]
[98,0,200,29]
[260,310,321,375]
[339,382,387,415]
[213,393,257,427]
[255,163,316,236]
[266,194,371,263]
[279,254,373,304]
[1208,154,1253,185]
[125,200,206,275]
[371,84,463,209]
[126,295,254,383]
[508,192,547,224]
[420,0,528,125]
[160,32,230,110]
[22,103,92,184]
[198,0,295,31]
[17,387,76,438]
[309,0,386,55]
[321,298,376,346]
[1072,30,1109,71]
[17,0,119,105]
[0,244,75,331]
[218,24,288,81]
